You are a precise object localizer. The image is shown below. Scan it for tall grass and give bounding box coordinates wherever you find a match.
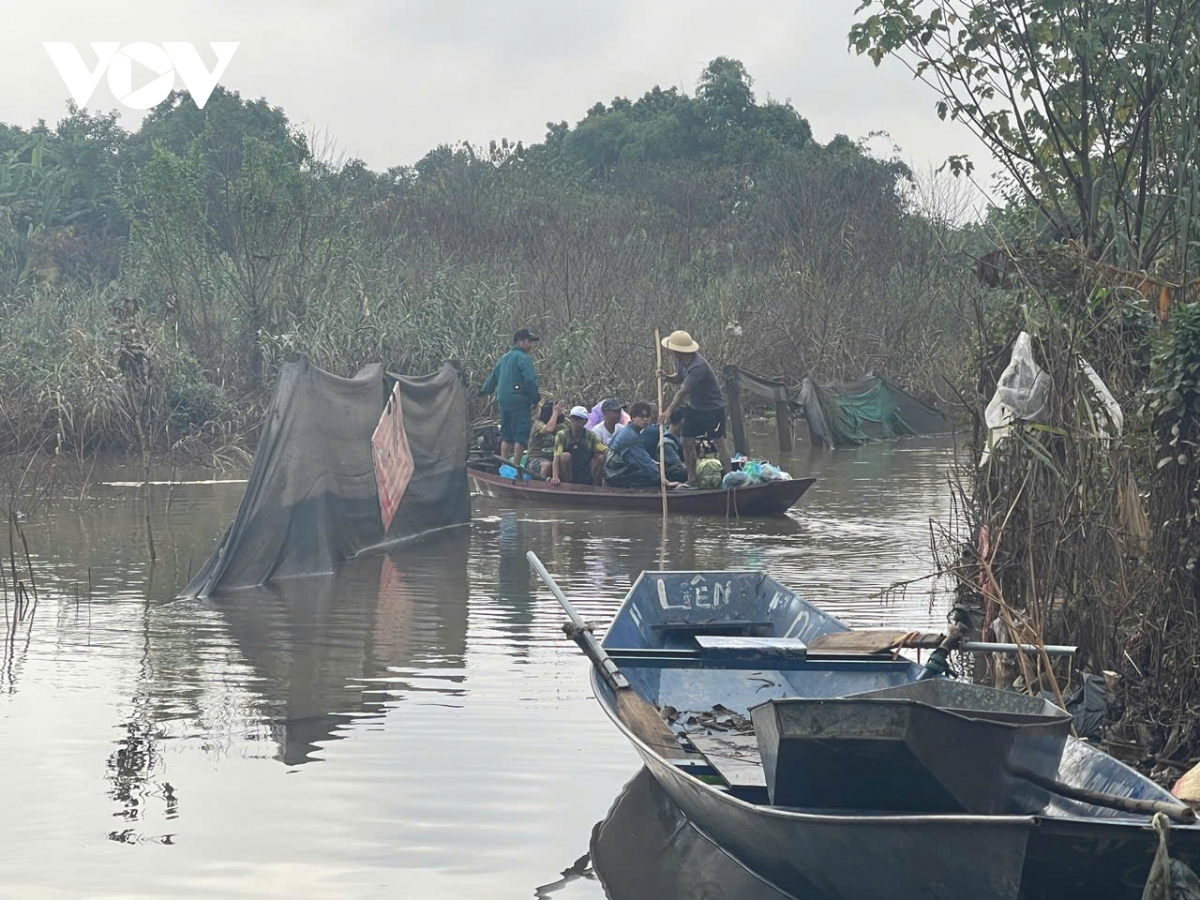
[0,143,981,455]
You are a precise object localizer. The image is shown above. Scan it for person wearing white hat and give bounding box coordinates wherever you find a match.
[551,405,608,486]
[659,329,731,484]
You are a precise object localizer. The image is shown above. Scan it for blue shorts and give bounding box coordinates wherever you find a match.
[500,405,533,445]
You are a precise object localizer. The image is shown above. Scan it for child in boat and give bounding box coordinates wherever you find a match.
[642,407,689,484]
[603,402,683,489]
[551,406,607,485]
[526,400,565,478]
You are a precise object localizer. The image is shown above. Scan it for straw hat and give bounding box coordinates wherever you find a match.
[661,330,700,353]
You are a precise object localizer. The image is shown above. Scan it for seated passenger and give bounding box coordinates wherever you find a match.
[586,397,631,431]
[589,398,627,445]
[603,402,683,489]
[526,400,565,478]
[643,407,689,484]
[551,406,608,486]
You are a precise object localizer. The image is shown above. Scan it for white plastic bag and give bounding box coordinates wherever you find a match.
[1078,356,1122,440]
[980,333,1124,466]
[981,332,1049,465]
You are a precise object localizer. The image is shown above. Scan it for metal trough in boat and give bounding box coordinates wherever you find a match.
[749,680,1072,814]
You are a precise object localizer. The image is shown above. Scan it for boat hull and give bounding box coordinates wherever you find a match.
[469,465,815,516]
[595,670,1200,900]
[581,569,1200,898]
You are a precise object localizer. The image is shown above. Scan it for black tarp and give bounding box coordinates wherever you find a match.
[181,355,469,599]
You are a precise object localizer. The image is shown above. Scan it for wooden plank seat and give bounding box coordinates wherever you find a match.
[689,733,766,788]
[805,629,944,655]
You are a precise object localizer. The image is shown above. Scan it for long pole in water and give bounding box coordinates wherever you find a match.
[961,641,1077,656]
[655,328,668,521]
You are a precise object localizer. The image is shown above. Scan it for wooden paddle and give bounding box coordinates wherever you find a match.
[527,551,685,759]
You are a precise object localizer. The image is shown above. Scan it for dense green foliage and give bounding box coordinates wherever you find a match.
[851,0,1200,275]
[853,0,1200,760]
[0,59,978,454]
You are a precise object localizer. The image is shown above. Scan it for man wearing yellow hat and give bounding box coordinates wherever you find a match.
[659,330,731,485]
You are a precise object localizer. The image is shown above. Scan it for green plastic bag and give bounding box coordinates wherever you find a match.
[696,458,723,489]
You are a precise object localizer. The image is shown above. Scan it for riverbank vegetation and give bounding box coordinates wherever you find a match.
[0,57,982,457]
[853,0,1200,777]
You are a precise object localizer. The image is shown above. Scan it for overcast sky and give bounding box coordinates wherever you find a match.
[4,0,997,209]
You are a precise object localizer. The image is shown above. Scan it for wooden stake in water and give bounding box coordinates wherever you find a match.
[655,328,668,522]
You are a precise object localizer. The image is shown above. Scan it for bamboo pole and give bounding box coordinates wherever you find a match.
[655,329,668,521]
[723,366,749,457]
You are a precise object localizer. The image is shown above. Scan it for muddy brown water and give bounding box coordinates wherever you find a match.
[0,434,958,898]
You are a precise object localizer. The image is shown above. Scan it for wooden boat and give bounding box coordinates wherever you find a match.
[571,568,1200,899]
[468,461,815,517]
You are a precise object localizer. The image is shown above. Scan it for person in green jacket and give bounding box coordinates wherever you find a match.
[480,329,542,464]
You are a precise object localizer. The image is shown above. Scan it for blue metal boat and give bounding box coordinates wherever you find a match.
[587,570,1200,899]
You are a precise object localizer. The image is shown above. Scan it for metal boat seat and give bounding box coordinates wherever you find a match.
[694,635,808,662]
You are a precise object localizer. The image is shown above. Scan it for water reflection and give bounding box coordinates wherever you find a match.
[217,527,471,765]
[586,768,791,900]
[0,438,957,897]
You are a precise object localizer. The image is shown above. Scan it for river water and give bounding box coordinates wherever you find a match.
[0,434,958,898]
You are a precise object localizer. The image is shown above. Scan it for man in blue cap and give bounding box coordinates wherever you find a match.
[589,397,627,445]
[480,329,541,464]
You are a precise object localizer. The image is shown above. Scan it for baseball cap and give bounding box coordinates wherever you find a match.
[600,397,626,413]
[513,328,540,343]
[569,405,589,419]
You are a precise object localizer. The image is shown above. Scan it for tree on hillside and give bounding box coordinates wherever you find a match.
[696,56,756,129]
[126,86,299,168]
[529,57,813,179]
[0,107,129,287]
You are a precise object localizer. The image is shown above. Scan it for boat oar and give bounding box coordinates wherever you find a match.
[527,551,685,759]
[1008,765,1196,825]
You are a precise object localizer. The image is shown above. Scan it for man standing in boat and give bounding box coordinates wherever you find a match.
[659,330,731,484]
[479,328,541,465]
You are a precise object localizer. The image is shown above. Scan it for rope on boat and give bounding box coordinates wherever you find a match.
[1142,812,1200,899]
[725,485,741,520]
[889,630,924,661]
[562,620,597,640]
